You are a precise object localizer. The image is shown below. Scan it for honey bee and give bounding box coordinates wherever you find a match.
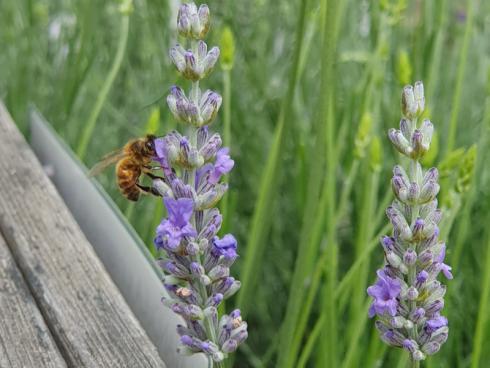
[89,134,161,201]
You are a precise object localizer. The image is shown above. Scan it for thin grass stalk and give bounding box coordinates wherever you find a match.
[347,162,378,346]
[282,194,327,367]
[219,69,232,233]
[444,0,475,154]
[296,314,325,368]
[317,0,341,364]
[294,237,387,367]
[425,0,448,108]
[341,299,371,368]
[471,232,490,368]
[237,0,308,317]
[76,6,131,159]
[286,159,361,365]
[451,81,490,269]
[365,328,387,367]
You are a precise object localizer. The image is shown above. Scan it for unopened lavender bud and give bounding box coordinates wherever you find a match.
[204,306,218,328]
[411,129,428,159]
[221,339,238,353]
[197,5,210,37]
[418,250,433,266]
[411,308,426,323]
[390,316,406,328]
[188,149,204,167]
[403,249,417,266]
[184,51,200,81]
[431,331,448,345]
[199,90,222,126]
[200,133,222,160]
[402,339,418,354]
[422,341,441,355]
[404,319,414,329]
[209,265,230,280]
[202,47,220,76]
[414,81,425,113]
[420,119,433,146]
[196,184,228,210]
[402,85,417,118]
[399,118,411,139]
[386,251,402,268]
[200,340,220,357]
[425,300,444,316]
[412,350,426,361]
[170,45,187,72]
[186,241,200,256]
[406,286,419,300]
[163,261,189,277]
[427,209,442,224]
[421,222,437,239]
[412,218,425,240]
[206,293,223,307]
[389,129,412,156]
[190,262,205,276]
[381,330,404,347]
[416,270,429,287]
[392,175,409,201]
[197,40,207,59]
[419,181,440,203]
[423,167,439,184]
[386,207,411,241]
[152,179,171,197]
[197,126,209,146]
[381,236,395,251]
[407,182,420,203]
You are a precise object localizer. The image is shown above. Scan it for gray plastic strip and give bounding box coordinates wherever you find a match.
[29,108,206,368]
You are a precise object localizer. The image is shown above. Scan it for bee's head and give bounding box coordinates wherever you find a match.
[142,134,156,157]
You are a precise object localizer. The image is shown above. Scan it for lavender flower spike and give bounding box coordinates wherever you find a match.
[367,81,451,364]
[152,3,247,366]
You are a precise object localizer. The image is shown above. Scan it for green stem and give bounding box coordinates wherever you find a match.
[410,359,420,368]
[445,0,474,154]
[238,0,307,319]
[471,232,490,368]
[318,0,340,365]
[76,10,131,160]
[220,70,232,233]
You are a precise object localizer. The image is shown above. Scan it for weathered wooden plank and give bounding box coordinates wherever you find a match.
[0,102,166,368]
[0,233,67,368]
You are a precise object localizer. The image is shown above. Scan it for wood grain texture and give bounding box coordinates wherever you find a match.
[0,102,166,368]
[0,233,67,368]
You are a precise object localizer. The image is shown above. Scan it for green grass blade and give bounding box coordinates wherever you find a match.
[76,9,131,160]
[444,0,475,154]
[471,232,490,368]
[237,0,308,317]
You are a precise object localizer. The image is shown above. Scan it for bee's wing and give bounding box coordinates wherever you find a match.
[88,149,128,177]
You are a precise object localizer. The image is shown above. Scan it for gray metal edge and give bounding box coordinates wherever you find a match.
[28,107,206,368]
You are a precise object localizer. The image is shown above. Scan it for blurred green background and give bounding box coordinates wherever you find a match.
[1,0,490,367]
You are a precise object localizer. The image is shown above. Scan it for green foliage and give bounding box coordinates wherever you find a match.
[2,0,490,367]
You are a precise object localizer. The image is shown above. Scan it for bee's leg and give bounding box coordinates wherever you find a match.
[136,183,162,197]
[143,171,165,181]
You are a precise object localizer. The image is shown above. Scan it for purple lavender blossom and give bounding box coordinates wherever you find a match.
[367,81,451,363]
[367,269,401,318]
[208,148,234,184]
[155,197,196,250]
[150,2,247,364]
